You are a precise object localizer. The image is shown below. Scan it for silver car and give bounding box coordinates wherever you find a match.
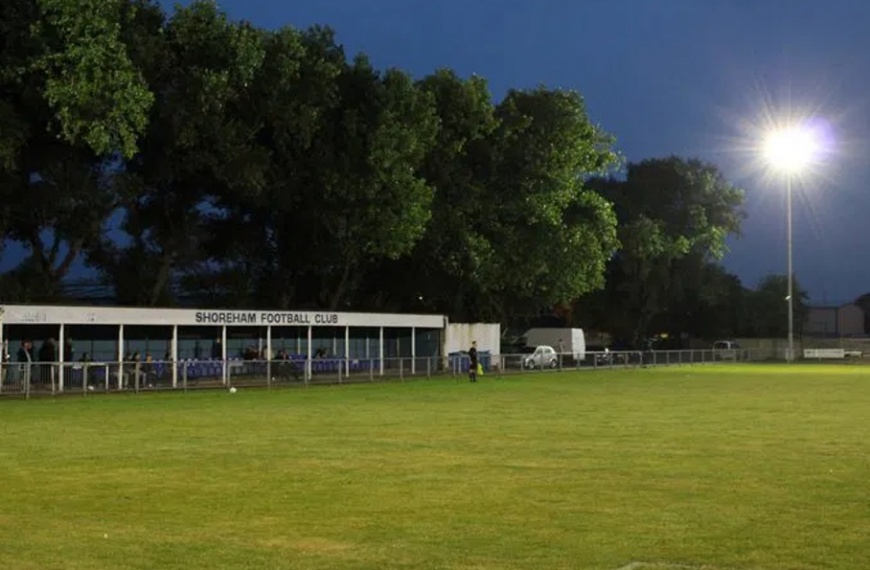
[523,345,558,369]
[713,340,739,361]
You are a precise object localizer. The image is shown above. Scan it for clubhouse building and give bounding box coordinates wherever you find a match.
[0,304,448,390]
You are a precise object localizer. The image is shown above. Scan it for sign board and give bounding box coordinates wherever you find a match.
[803,348,846,359]
[195,311,340,325]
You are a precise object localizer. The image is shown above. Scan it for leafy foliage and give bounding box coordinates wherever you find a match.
[86,0,266,306]
[743,274,809,338]
[31,0,153,157]
[577,157,746,346]
[0,0,780,345]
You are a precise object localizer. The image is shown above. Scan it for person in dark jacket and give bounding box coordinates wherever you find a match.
[468,341,478,383]
[17,341,32,364]
[38,339,57,387]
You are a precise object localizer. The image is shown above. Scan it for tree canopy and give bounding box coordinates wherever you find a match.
[572,157,746,346]
[0,0,800,347]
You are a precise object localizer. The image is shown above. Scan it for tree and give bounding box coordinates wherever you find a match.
[652,258,747,341]
[180,25,341,309]
[1,0,153,160]
[302,56,438,309]
[87,0,266,306]
[366,69,499,316]
[583,157,746,346]
[0,0,152,299]
[187,29,439,311]
[444,86,621,321]
[0,3,659,318]
[744,274,809,338]
[372,84,620,321]
[853,293,870,334]
[481,88,619,321]
[0,133,114,299]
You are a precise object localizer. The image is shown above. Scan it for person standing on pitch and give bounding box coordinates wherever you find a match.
[468,341,478,383]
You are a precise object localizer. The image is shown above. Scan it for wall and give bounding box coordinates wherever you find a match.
[443,323,501,357]
[803,303,865,337]
[804,307,837,336]
[690,336,870,359]
[836,304,864,336]
[687,337,790,359]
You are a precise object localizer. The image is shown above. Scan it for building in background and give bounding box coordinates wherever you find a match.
[803,303,865,337]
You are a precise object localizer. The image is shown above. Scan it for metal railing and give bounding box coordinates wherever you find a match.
[0,349,772,398]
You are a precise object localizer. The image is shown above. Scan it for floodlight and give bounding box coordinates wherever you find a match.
[762,124,820,174]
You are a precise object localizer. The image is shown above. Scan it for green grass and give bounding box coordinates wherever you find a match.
[1,364,869,570]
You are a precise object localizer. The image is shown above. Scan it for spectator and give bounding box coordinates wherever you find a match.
[142,353,155,387]
[17,340,32,363]
[16,341,33,387]
[121,352,133,388]
[39,339,57,362]
[79,352,97,388]
[38,339,57,387]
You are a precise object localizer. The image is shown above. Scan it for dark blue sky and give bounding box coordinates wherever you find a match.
[16,0,870,305]
[199,0,868,305]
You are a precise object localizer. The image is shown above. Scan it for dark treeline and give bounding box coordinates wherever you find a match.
[0,0,807,346]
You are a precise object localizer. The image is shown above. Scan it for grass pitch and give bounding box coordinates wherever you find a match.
[1,364,869,570]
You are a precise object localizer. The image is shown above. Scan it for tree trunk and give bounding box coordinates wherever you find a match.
[451,280,467,321]
[54,239,83,280]
[28,232,51,274]
[328,262,354,311]
[148,256,173,307]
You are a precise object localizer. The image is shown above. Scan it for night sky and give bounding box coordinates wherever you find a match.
[21,1,870,306]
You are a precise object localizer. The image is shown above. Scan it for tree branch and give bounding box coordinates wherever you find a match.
[48,232,62,268]
[54,238,83,280]
[27,230,49,272]
[149,254,174,307]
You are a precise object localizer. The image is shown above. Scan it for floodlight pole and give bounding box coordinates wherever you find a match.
[786,176,795,362]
